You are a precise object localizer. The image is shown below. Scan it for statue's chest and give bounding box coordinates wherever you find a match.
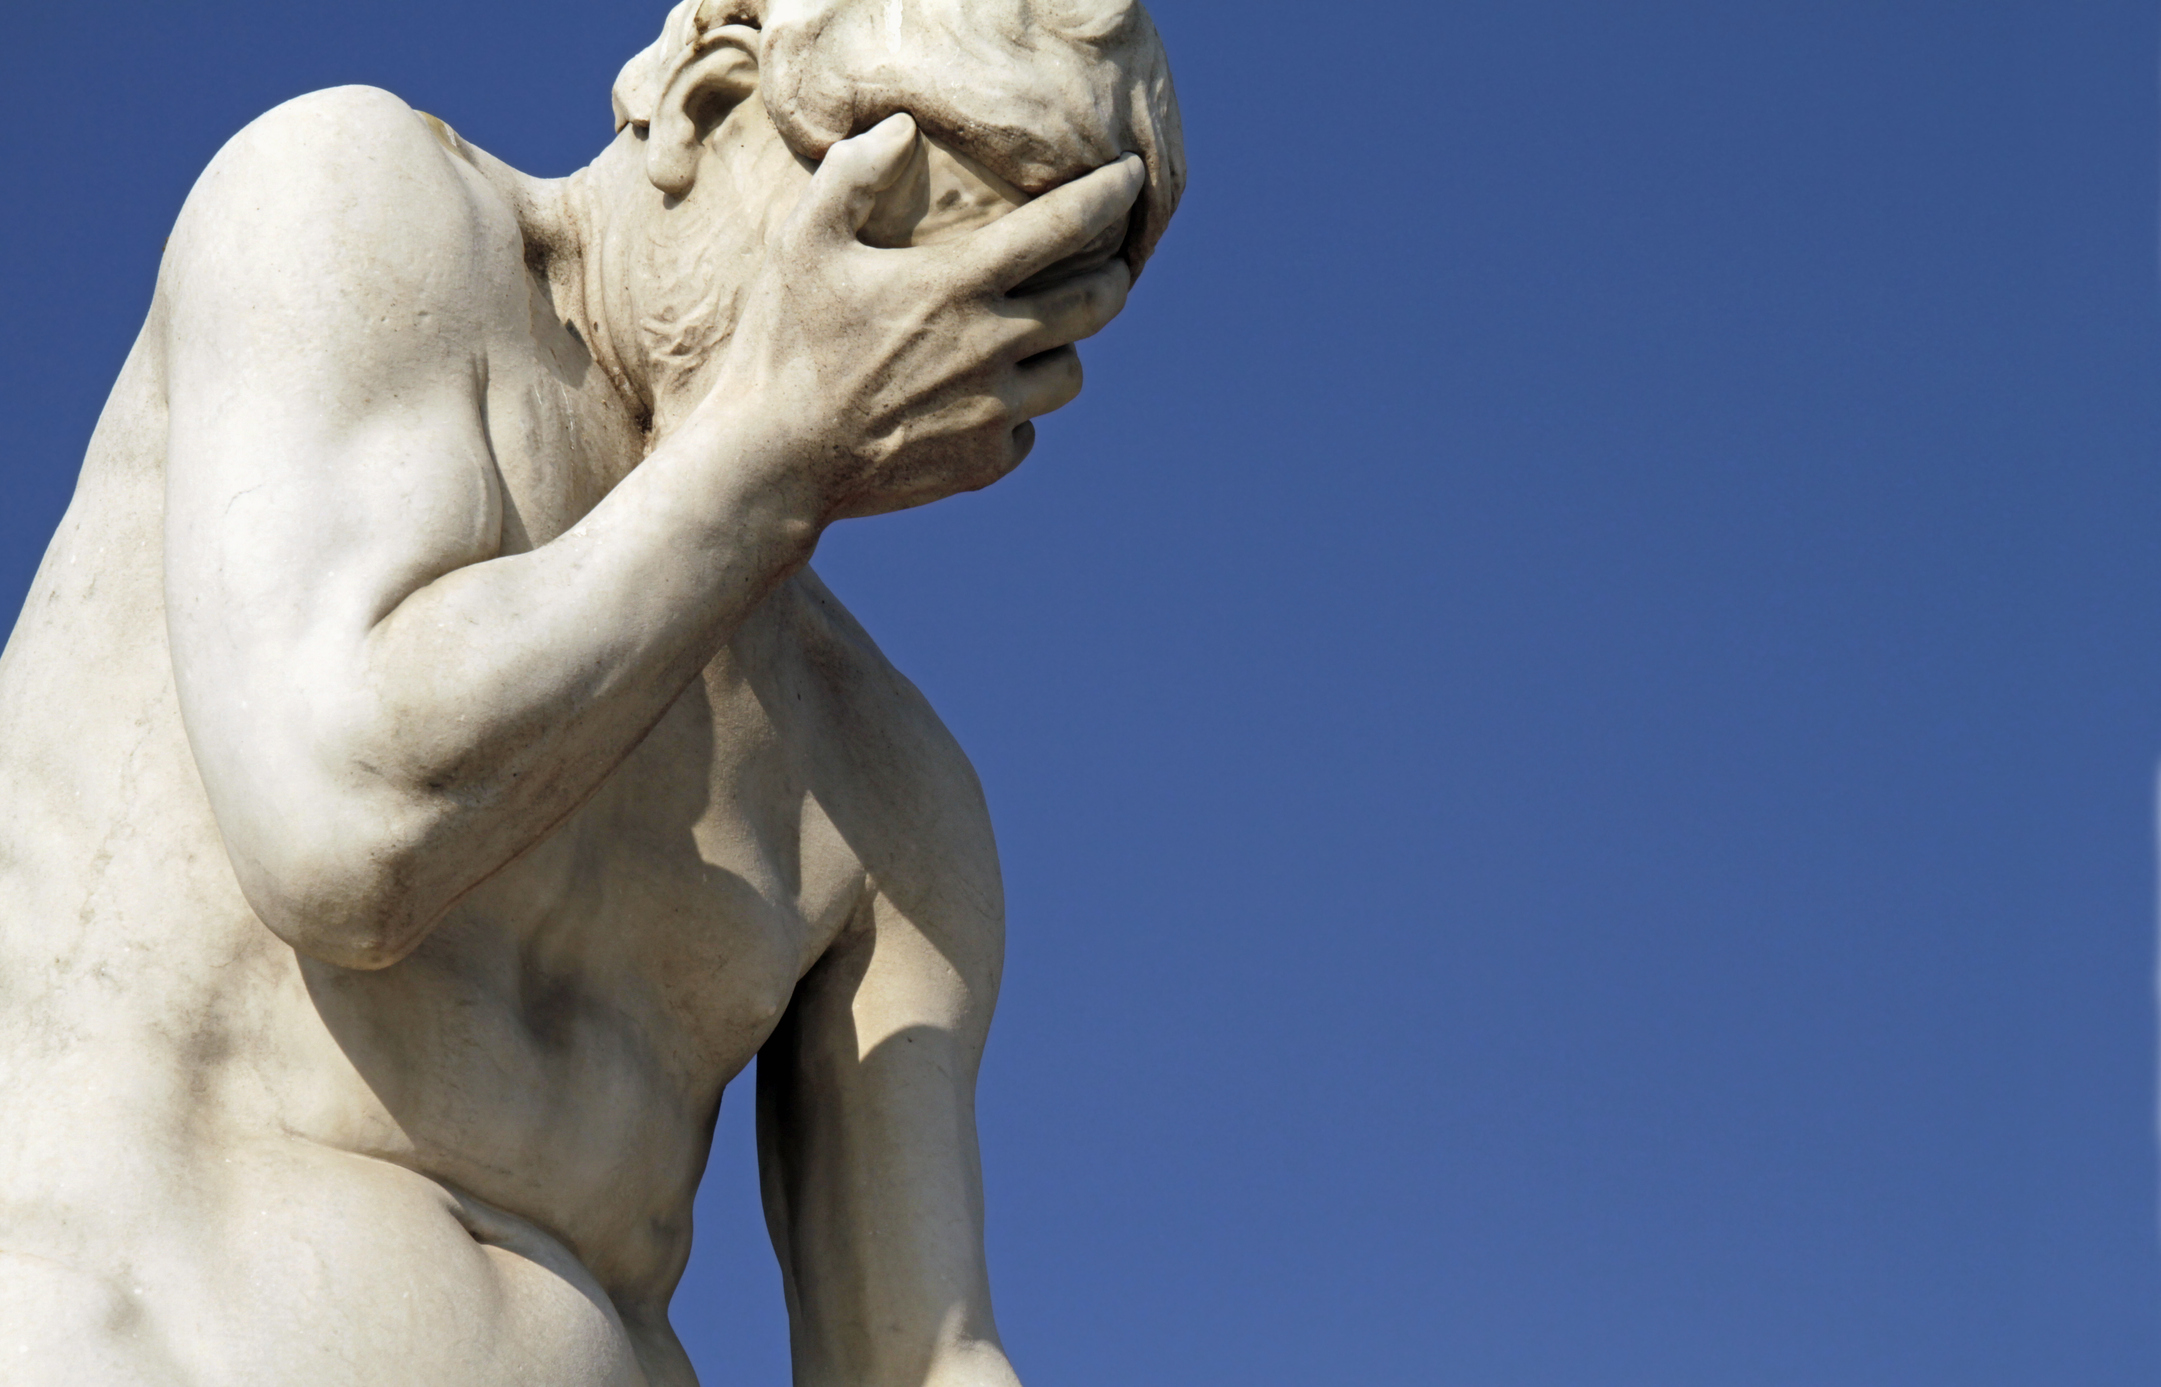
[441,605,867,1092]
[310,645,860,1222]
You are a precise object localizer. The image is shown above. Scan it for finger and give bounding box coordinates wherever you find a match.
[831,408,1025,519]
[1006,345,1086,422]
[920,426,1034,509]
[958,420,1038,496]
[959,154,1145,292]
[793,113,920,245]
[993,258,1132,359]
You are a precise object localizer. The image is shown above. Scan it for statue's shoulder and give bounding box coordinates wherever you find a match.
[774,569,1001,906]
[188,85,479,220]
[165,86,519,327]
[779,567,944,739]
[228,83,436,146]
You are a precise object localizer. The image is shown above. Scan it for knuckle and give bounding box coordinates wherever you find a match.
[822,144,869,187]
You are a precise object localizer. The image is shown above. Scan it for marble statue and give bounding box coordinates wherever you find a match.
[0,1,1182,1382]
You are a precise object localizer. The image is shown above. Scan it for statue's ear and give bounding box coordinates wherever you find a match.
[645,25,761,197]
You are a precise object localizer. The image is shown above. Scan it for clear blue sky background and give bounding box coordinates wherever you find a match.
[5,3,2159,1383]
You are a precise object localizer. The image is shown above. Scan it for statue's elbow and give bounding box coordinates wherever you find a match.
[232,826,444,971]
[286,910,428,972]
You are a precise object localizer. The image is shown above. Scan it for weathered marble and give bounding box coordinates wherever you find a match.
[0,1,1181,1382]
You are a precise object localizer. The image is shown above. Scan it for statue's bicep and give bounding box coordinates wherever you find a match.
[157,94,509,856]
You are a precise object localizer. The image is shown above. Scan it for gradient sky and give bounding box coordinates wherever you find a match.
[5,3,2160,1383]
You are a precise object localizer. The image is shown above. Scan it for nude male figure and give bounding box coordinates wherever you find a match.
[0,2,1182,1382]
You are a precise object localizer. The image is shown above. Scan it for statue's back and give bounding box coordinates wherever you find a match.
[0,316,249,1060]
[0,316,255,1378]
[0,305,683,1387]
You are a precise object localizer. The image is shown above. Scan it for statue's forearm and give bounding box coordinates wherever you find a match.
[757,887,1016,1387]
[221,401,819,968]
[362,401,816,786]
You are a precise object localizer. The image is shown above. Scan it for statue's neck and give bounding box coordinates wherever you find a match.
[561,164,655,432]
[571,120,800,445]
[430,132,649,429]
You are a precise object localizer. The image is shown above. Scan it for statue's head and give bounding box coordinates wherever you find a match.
[610,0,1183,273]
[582,0,1182,431]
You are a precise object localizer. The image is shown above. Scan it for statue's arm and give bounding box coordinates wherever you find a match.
[163,89,1138,971]
[756,741,1019,1387]
[161,88,819,968]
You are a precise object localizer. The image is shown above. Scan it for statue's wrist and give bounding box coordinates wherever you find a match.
[668,397,831,551]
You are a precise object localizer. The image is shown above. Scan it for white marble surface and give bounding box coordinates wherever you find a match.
[0,1,1181,1382]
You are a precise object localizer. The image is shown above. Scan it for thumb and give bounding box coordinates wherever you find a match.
[797,113,920,245]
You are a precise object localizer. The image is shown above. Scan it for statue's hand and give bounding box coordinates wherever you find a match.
[704,114,1144,523]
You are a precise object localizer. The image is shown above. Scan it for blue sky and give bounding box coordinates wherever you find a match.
[5,2,2160,1383]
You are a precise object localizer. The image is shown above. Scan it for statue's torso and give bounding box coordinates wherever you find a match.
[0,235,953,1384]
